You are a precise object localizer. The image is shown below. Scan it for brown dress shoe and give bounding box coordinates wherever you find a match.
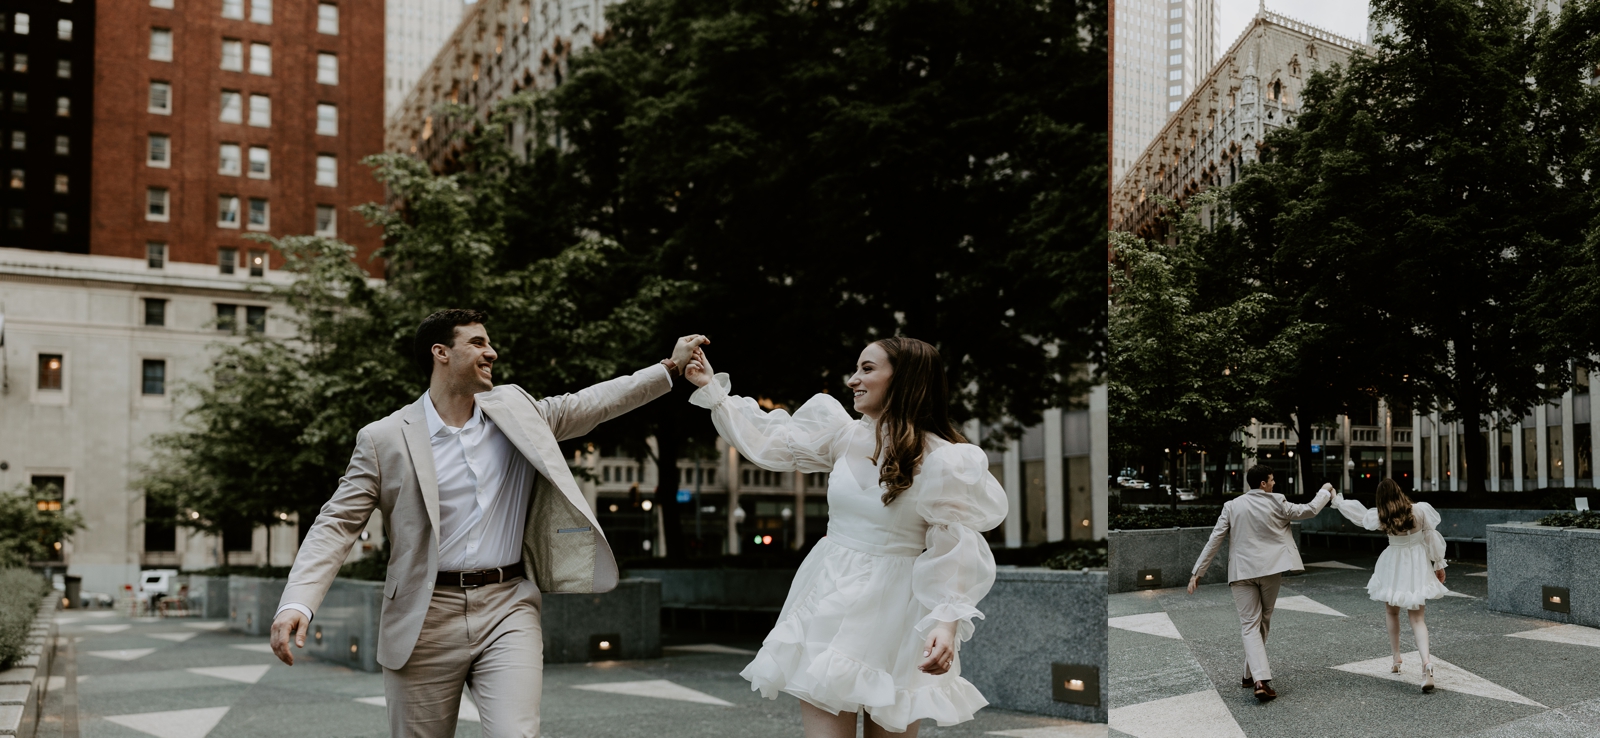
[1254,681,1277,701]
[1241,677,1255,688]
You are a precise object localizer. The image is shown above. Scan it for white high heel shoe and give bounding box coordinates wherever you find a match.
[1421,662,1435,693]
[1391,656,1402,674]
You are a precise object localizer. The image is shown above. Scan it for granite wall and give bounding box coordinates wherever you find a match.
[298,579,383,672]
[1107,524,1301,594]
[962,569,1108,724]
[1487,523,1600,628]
[1303,509,1562,540]
[185,576,231,620]
[621,569,793,609]
[226,576,286,637]
[544,578,661,663]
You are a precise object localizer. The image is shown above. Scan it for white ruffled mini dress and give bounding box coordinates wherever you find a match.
[689,373,1008,733]
[1332,496,1449,610]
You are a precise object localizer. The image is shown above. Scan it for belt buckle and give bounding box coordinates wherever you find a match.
[458,571,471,588]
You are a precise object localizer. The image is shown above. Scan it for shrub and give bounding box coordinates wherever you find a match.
[0,568,49,669]
[992,539,1108,569]
[1537,511,1600,529]
[1110,506,1223,530]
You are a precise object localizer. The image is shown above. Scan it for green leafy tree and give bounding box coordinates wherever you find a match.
[0,484,85,568]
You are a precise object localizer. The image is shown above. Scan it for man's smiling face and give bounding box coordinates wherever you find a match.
[436,322,497,393]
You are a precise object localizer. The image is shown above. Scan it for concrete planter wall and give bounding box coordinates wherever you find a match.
[1487,523,1600,628]
[545,579,661,664]
[227,576,286,637]
[299,579,383,673]
[622,569,793,609]
[1302,509,1563,541]
[0,592,60,738]
[962,569,1108,724]
[1107,524,1300,594]
[185,576,231,620]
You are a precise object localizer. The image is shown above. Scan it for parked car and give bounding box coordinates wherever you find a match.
[1176,488,1198,501]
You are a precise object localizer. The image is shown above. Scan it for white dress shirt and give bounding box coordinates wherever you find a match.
[279,391,539,620]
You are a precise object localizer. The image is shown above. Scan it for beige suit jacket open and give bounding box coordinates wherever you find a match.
[278,365,672,670]
[1192,488,1331,583]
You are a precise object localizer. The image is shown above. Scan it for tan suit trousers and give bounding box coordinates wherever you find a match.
[383,579,544,737]
[1230,573,1281,682]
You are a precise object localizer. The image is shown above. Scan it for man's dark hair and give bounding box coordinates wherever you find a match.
[1246,465,1274,490]
[414,309,489,379]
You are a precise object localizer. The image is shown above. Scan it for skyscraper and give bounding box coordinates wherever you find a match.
[1111,0,1220,183]
[384,0,466,115]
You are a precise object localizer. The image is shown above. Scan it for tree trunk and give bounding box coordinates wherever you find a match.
[1456,338,1489,494]
[653,423,687,560]
[1294,411,1315,493]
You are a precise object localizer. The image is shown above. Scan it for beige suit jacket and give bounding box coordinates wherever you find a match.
[278,364,672,670]
[1192,488,1331,583]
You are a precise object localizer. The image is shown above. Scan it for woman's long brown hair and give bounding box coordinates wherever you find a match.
[869,337,966,505]
[1375,478,1416,535]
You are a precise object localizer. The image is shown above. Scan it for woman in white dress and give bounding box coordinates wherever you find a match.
[1331,478,1449,692]
[682,337,1007,737]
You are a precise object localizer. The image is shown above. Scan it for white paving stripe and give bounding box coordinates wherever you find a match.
[230,643,276,654]
[86,624,131,634]
[148,632,198,642]
[187,665,271,684]
[354,693,481,721]
[1330,652,1545,707]
[45,676,88,691]
[1442,590,1475,598]
[87,648,156,661]
[1108,612,1183,640]
[1273,595,1347,617]
[103,706,230,738]
[663,643,758,655]
[1506,624,1600,649]
[1304,560,1365,570]
[54,617,81,625]
[1108,689,1246,738]
[986,724,1109,737]
[1467,572,1488,577]
[571,679,734,706]
[184,622,228,630]
[85,611,119,618]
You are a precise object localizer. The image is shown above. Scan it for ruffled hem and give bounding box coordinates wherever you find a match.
[914,603,984,643]
[740,635,988,732]
[1366,579,1449,609]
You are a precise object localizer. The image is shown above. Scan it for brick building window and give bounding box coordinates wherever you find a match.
[151,0,174,8]
[247,146,269,178]
[250,0,271,24]
[149,82,171,114]
[221,39,242,70]
[316,103,336,135]
[55,96,69,117]
[222,0,243,19]
[57,19,72,41]
[56,60,70,78]
[317,3,337,34]
[220,91,242,122]
[54,136,68,155]
[247,94,269,127]
[11,91,27,113]
[248,249,266,277]
[316,53,337,85]
[7,169,21,189]
[148,134,171,167]
[9,132,21,150]
[6,210,21,229]
[53,174,67,193]
[249,42,270,75]
[314,204,335,235]
[52,212,66,233]
[142,360,167,395]
[146,188,169,221]
[150,28,173,61]
[219,143,241,174]
[10,54,25,72]
[247,197,268,229]
[218,195,240,227]
[144,298,166,326]
[315,155,336,186]
[246,305,266,333]
[216,303,237,329]
[147,241,167,268]
[218,248,237,275]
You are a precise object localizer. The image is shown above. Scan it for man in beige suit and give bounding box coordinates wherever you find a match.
[1187,465,1332,701]
[268,308,706,736]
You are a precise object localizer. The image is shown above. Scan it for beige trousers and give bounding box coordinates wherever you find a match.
[383,579,544,738]
[1229,573,1281,682]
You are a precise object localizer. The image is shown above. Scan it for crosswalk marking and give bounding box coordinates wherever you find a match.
[1330,652,1545,707]
[1108,612,1183,640]
[1109,689,1246,738]
[103,706,230,738]
[571,679,733,706]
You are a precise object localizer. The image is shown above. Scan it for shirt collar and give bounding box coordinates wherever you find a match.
[422,391,484,437]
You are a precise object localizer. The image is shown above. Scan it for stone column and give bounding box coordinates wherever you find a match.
[726,445,741,556]
[1592,359,1600,488]
[1381,399,1393,480]
[1341,414,1352,492]
[1511,414,1525,492]
[1449,420,1459,492]
[792,471,805,551]
[1488,416,1501,493]
[1043,407,1065,543]
[1430,412,1441,492]
[1412,410,1423,491]
[1090,381,1109,540]
[1562,388,1577,488]
[1003,439,1023,548]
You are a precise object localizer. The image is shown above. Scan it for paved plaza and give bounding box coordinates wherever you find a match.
[1108,550,1600,738]
[32,612,1105,738]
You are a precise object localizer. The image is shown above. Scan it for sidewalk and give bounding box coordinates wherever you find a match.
[34,611,1105,738]
[1108,551,1600,738]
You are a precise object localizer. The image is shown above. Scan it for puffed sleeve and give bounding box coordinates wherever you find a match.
[688,372,854,473]
[1415,502,1448,570]
[1332,493,1381,531]
[910,443,1008,643]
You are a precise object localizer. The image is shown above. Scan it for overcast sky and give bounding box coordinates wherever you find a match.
[1218,0,1371,47]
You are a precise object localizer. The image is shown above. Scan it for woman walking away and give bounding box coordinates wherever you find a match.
[1332,478,1449,692]
[683,337,1006,736]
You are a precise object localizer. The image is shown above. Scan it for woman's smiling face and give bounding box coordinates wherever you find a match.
[846,343,893,418]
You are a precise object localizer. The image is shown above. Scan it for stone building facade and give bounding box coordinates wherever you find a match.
[1110,0,1220,182]
[385,0,467,115]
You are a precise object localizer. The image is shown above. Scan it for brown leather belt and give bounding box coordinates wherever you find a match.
[436,567,523,588]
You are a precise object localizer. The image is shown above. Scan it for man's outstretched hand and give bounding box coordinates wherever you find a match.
[269,608,308,665]
[670,335,709,375]
[1187,574,1200,595]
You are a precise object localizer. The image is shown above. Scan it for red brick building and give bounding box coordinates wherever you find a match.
[85,0,385,273]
